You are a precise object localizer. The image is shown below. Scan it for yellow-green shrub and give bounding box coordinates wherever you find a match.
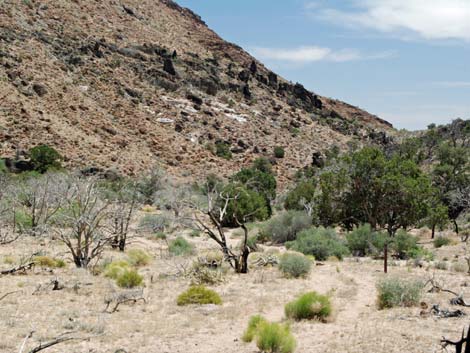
[285,291,332,321]
[116,269,144,288]
[128,249,152,267]
[176,286,222,306]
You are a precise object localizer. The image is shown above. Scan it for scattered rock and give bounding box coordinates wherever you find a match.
[163,58,176,75]
[32,83,47,97]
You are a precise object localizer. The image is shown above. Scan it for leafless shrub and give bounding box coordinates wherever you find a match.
[54,178,113,268]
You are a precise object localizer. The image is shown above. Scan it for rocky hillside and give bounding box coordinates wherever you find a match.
[0,0,393,184]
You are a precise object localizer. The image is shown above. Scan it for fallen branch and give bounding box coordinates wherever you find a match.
[431,304,465,318]
[1,262,35,275]
[0,290,21,302]
[18,331,93,353]
[441,327,470,352]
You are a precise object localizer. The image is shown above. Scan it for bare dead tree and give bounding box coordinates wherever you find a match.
[13,173,69,235]
[55,178,113,268]
[0,174,20,244]
[108,182,138,251]
[192,186,255,274]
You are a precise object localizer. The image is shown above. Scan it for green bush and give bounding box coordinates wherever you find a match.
[346,224,387,257]
[242,315,268,342]
[29,145,62,173]
[285,291,332,321]
[104,260,131,279]
[260,211,312,243]
[279,252,312,278]
[14,210,33,231]
[376,277,424,309]
[127,249,152,267]
[0,159,7,174]
[116,269,144,288]
[274,146,285,158]
[284,181,316,211]
[176,285,222,306]
[390,230,419,259]
[190,229,201,237]
[169,237,194,256]
[215,141,232,160]
[242,316,296,353]
[256,322,296,353]
[433,236,451,248]
[286,227,349,261]
[407,247,434,261]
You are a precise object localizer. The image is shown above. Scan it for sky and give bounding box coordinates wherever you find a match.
[177,0,470,130]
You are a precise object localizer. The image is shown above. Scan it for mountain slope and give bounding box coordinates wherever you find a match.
[0,0,393,184]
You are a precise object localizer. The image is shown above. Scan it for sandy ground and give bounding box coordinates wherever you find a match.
[0,232,468,353]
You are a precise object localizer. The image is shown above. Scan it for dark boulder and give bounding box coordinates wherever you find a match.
[238,70,250,82]
[32,83,47,97]
[163,58,176,75]
[242,84,252,99]
[249,60,257,74]
[311,152,325,168]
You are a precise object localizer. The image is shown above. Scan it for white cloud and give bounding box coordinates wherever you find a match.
[250,46,393,63]
[311,0,470,41]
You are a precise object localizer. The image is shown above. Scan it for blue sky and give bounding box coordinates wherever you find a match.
[177,0,470,130]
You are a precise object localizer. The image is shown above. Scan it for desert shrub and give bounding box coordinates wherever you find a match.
[153,232,167,240]
[138,213,171,233]
[434,261,448,270]
[433,236,451,248]
[257,322,296,353]
[407,247,434,261]
[168,237,194,256]
[215,141,232,160]
[274,146,285,159]
[346,224,387,257]
[190,229,201,237]
[33,256,66,268]
[278,252,312,278]
[260,211,312,243]
[452,261,467,273]
[286,227,349,261]
[3,256,15,265]
[376,277,424,309]
[390,230,419,259]
[176,285,222,306]
[29,145,62,173]
[14,210,33,231]
[104,260,131,279]
[188,260,225,286]
[284,181,316,211]
[242,315,268,342]
[285,291,332,321]
[0,159,7,174]
[116,269,144,288]
[127,249,152,267]
[243,316,296,353]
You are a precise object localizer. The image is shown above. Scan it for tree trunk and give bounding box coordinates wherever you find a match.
[431,224,436,239]
[237,248,250,274]
[384,242,388,274]
[454,219,459,235]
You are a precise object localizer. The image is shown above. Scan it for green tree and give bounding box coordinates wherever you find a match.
[29,145,62,173]
[343,147,434,272]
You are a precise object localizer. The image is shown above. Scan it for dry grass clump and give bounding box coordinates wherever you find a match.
[242,315,296,353]
[33,255,66,268]
[433,236,452,248]
[127,249,152,267]
[285,291,332,321]
[176,285,222,306]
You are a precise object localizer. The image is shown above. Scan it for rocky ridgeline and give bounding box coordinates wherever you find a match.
[0,0,394,184]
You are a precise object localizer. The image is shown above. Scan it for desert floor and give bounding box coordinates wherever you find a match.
[0,229,468,353]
